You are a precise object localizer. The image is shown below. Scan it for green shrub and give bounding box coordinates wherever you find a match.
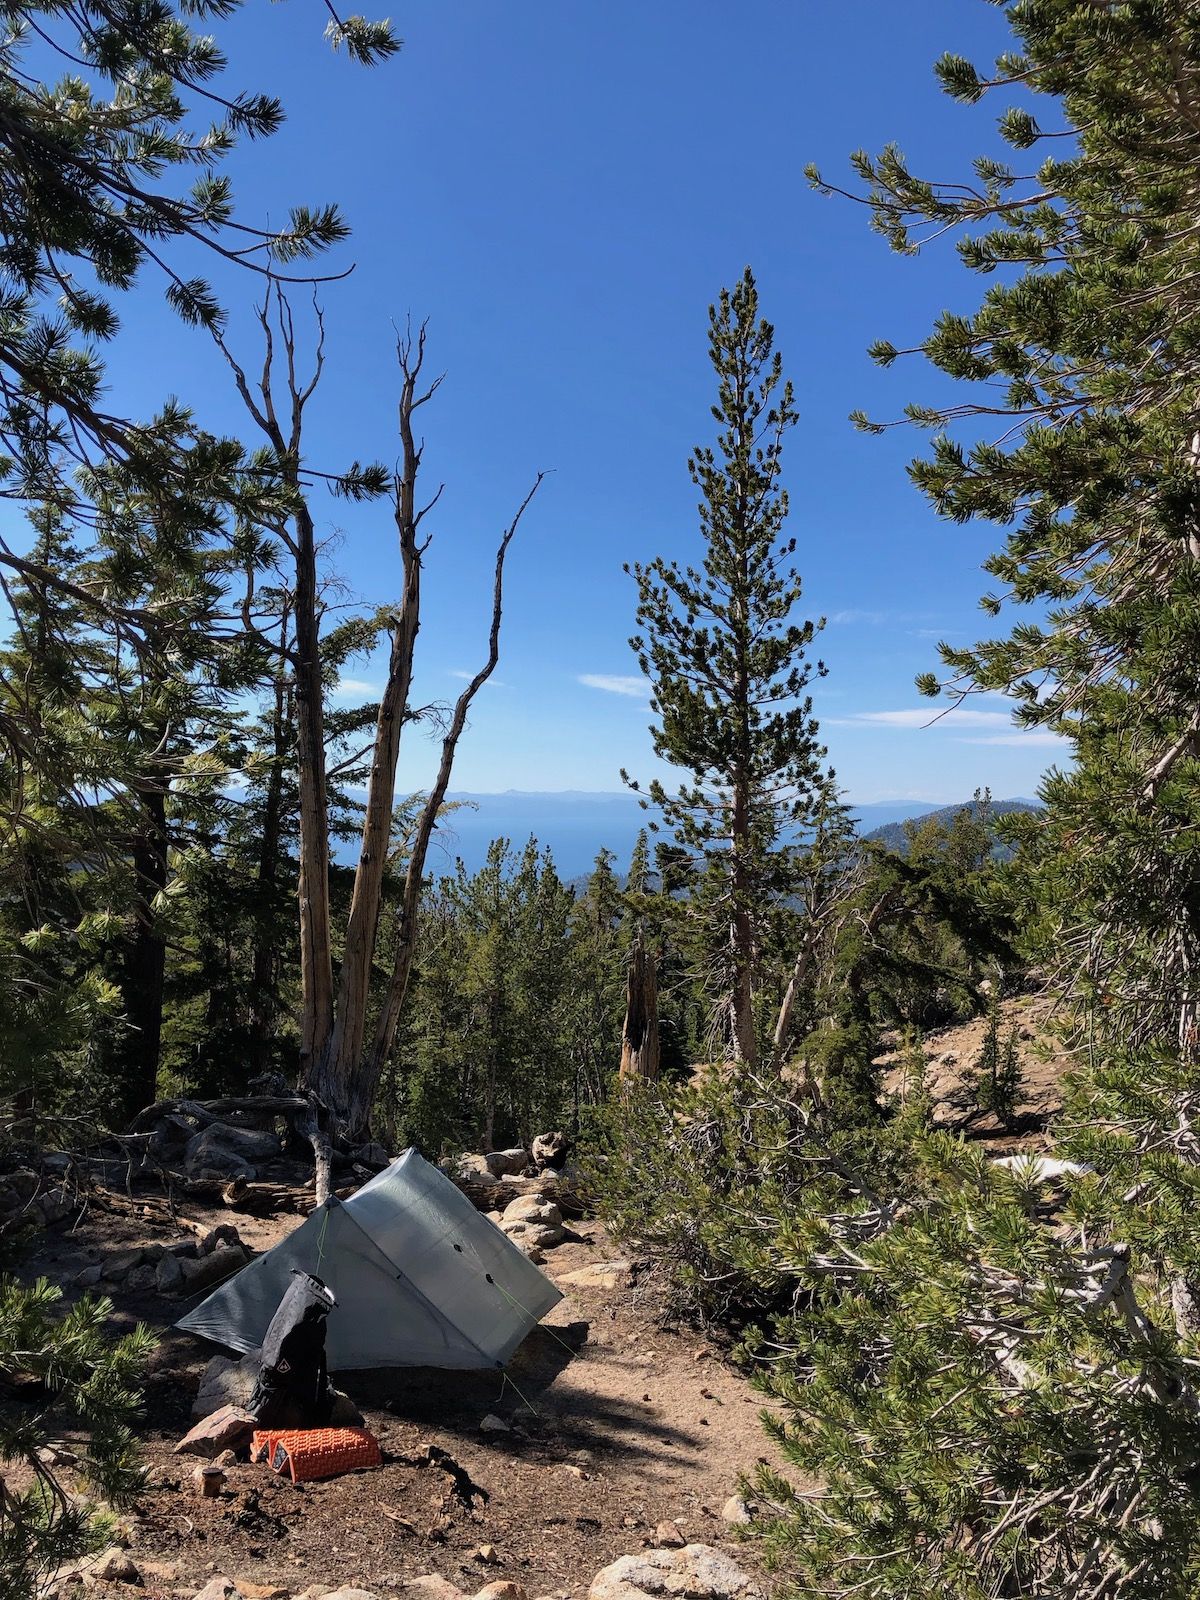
[0,1278,154,1600]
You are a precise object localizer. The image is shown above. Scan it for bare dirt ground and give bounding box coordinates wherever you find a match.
[20,1198,777,1599]
[14,992,1073,1598]
[875,990,1071,1150]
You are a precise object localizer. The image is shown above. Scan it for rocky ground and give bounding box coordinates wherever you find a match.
[9,996,1070,1600]
[15,1173,778,1600]
[874,990,1069,1147]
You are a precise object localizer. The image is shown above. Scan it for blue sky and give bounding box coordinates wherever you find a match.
[90,0,1059,805]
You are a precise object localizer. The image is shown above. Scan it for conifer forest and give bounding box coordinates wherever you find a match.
[2,4,1200,1599]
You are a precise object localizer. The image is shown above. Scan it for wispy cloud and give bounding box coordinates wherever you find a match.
[829,608,947,629]
[830,708,1016,731]
[331,676,382,701]
[449,669,507,688]
[961,731,1063,748]
[579,673,650,699]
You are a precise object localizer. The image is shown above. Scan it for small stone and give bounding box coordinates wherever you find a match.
[235,1585,291,1600]
[37,1442,78,1467]
[588,1546,760,1600]
[213,1448,238,1468]
[179,1244,248,1293]
[502,1196,562,1228]
[173,1403,255,1458]
[501,1219,563,1251]
[126,1263,158,1292]
[319,1591,381,1600]
[473,1585,528,1600]
[654,1522,685,1548]
[400,1578,466,1600]
[82,1546,140,1585]
[156,1251,185,1293]
[199,1223,243,1256]
[531,1131,568,1170]
[37,1191,76,1225]
[192,1464,226,1497]
[330,1387,365,1426]
[74,1264,104,1288]
[562,1464,587,1480]
[192,1580,241,1600]
[473,1545,502,1565]
[484,1148,529,1178]
[101,1248,145,1281]
[721,1496,753,1525]
[479,1413,511,1435]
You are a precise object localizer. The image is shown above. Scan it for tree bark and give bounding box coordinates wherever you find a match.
[314,335,429,1126]
[619,933,660,1083]
[294,498,335,1083]
[248,609,291,1069]
[729,777,757,1066]
[360,476,545,1127]
[119,783,169,1125]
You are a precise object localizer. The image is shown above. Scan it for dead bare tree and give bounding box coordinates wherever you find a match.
[619,930,660,1084]
[214,291,543,1190]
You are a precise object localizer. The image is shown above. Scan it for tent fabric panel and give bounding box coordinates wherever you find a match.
[346,1150,562,1364]
[176,1200,489,1370]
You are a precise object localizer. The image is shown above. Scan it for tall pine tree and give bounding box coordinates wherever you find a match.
[624,269,834,1067]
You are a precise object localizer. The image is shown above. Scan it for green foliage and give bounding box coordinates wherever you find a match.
[385,837,600,1151]
[728,4,1200,1593]
[0,1278,154,1600]
[965,995,1023,1128]
[0,0,396,506]
[810,0,1200,1058]
[752,1144,1200,1599]
[588,1068,921,1328]
[623,268,836,1064]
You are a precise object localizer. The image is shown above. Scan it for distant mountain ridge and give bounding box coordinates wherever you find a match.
[862,797,1042,856]
[406,791,1042,880]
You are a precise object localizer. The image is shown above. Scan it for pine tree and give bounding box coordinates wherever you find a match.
[0,1279,155,1600]
[624,269,834,1067]
[807,2,1200,1066]
[0,0,397,517]
[745,6,1200,1592]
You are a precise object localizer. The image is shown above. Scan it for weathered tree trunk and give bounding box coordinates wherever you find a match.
[772,936,816,1063]
[361,477,545,1122]
[729,778,757,1066]
[215,294,541,1160]
[249,611,291,1070]
[120,783,169,1124]
[294,498,335,1084]
[619,932,660,1083]
[314,338,428,1130]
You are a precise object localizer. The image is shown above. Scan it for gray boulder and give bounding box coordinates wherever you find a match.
[180,1243,248,1292]
[502,1195,562,1228]
[588,1546,760,1600]
[185,1122,281,1179]
[484,1148,529,1178]
[531,1131,568,1170]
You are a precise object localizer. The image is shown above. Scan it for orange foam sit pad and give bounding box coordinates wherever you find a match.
[251,1426,382,1482]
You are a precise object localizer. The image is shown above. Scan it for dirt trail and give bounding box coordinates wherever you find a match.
[23,1199,779,1598]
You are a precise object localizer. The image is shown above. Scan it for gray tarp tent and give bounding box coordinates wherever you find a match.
[176,1148,562,1370]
